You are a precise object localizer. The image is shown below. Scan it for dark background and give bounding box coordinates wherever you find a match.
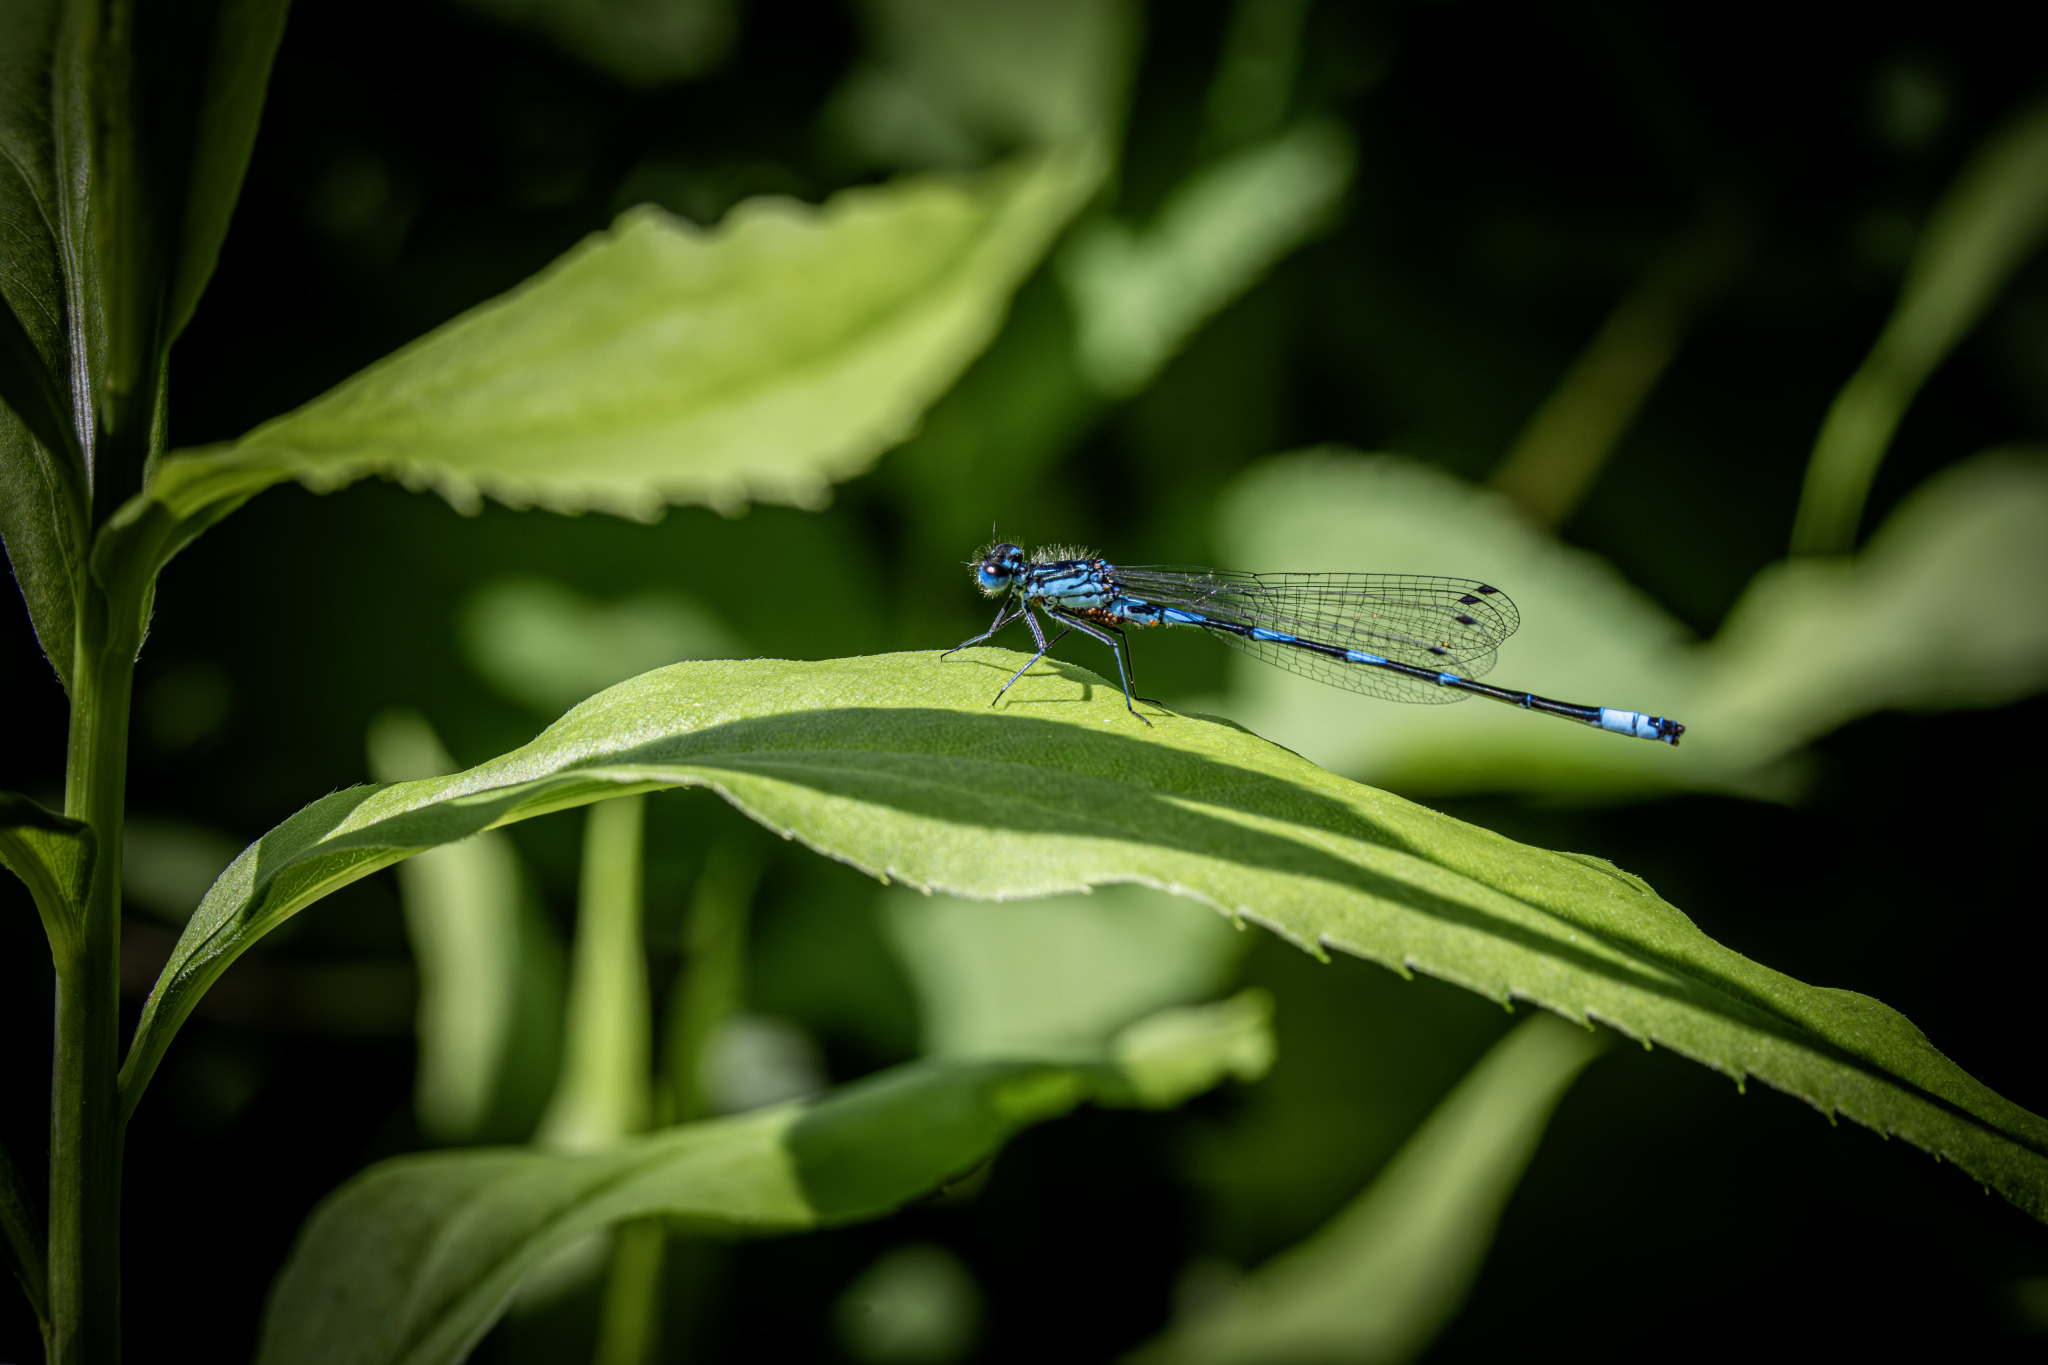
[4,0,2047,1358]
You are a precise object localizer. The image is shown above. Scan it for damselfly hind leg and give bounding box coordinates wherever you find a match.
[989,609,1067,706]
[1048,609,1153,726]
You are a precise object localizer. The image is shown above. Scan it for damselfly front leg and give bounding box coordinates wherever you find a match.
[989,605,1072,706]
[941,598,1024,660]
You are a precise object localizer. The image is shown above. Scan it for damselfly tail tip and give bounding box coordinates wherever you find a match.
[1657,718,1685,746]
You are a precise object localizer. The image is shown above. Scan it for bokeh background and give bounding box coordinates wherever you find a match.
[5,0,2048,1358]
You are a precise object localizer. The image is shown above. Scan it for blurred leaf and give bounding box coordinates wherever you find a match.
[369,710,564,1144]
[537,795,652,1150]
[830,0,1137,169]
[1217,452,1704,797]
[0,788,93,954]
[1792,99,2048,554]
[663,842,763,1120]
[98,148,1102,585]
[122,817,239,924]
[257,1041,1243,1365]
[165,0,291,343]
[1220,449,2048,796]
[836,1242,981,1364]
[1131,1014,1604,1365]
[883,883,1246,1057]
[0,1133,44,1332]
[1061,120,1353,395]
[1702,450,2048,757]
[462,576,741,715]
[1112,989,1275,1109]
[1204,0,1310,147]
[454,0,733,90]
[118,653,2048,1218]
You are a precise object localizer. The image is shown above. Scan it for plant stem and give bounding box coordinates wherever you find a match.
[49,584,137,1365]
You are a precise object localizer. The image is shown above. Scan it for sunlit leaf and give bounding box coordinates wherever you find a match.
[1702,449,2048,759]
[119,652,2048,1218]
[1131,1014,1605,1365]
[883,883,1247,1057]
[1214,451,1705,797]
[461,577,741,714]
[1216,448,2048,797]
[1060,120,1354,395]
[257,1025,1256,1365]
[98,148,1101,585]
[1792,99,2048,554]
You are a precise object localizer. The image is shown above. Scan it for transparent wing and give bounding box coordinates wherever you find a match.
[1114,567,1520,705]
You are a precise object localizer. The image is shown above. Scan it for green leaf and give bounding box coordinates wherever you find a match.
[882,883,1247,1057]
[460,576,742,715]
[534,795,652,1149]
[451,0,734,89]
[1217,449,2048,797]
[0,0,86,690]
[1130,1014,1605,1365]
[106,148,1100,582]
[1059,119,1354,395]
[165,0,292,345]
[119,653,2048,1217]
[0,788,94,956]
[828,0,1137,169]
[368,710,564,1144]
[1703,448,2048,756]
[256,1046,1233,1365]
[1792,99,2048,554]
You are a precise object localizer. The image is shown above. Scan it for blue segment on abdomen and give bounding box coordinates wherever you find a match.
[1344,649,1387,665]
[1160,608,1207,625]
[1598,708,1657,739]
[1251,627,1297,643]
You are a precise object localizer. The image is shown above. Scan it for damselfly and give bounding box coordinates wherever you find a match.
[943,542,1684,744]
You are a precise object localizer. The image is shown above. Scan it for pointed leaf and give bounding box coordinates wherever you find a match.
[0,0,86,690]
[165,0,292,344]
[1131,1014,1605,1365]
[1218,449,2048,797]
[119,654,2048,1219]
[257,1040,1249,1365]
[1792,99,2048,553]
[107,148,1098,583]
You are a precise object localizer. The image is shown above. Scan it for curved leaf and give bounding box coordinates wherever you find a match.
[109,148,1098,562]
[1792,99,2048,554]
[0,788,93,955]
[122,653,2048,1218]
[1217,449,2048,798]
[256,1027,1263,1365]
[1130,1013,1606,1365]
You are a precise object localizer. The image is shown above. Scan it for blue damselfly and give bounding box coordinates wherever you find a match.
[943,542,1684,744]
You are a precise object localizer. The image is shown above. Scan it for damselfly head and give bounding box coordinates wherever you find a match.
[972,542,1026,596]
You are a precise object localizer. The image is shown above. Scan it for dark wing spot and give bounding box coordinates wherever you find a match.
[1458,594,1480,605]
[1427,645,1449,656]
[1476,584,1500,595]
[1453,613,1477,626]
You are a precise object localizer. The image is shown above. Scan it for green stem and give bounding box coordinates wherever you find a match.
[49,584,137,1365]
